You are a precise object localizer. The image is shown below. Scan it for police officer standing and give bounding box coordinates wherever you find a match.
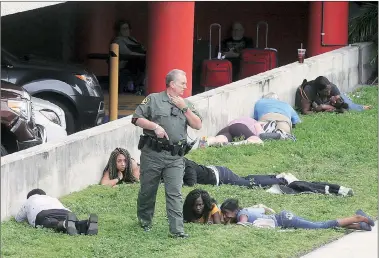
[132,69,202,238]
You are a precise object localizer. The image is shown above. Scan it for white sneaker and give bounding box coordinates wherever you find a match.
[276,173,287,179]
[283,173,299,184]
[266,184,283,194]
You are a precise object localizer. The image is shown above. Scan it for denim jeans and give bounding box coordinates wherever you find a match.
[341,93,364,111]
[275,210,339,229]
[216,166,251,186]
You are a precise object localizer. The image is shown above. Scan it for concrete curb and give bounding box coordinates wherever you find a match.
[301,222,377,258]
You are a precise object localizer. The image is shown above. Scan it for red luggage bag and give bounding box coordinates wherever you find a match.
[238,21,278,80]
[201,23,232,89]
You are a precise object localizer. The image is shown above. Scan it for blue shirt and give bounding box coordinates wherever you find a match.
[253,98,301,125]
[237,208,277,224]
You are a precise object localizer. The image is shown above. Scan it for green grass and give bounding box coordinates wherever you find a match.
[2,86,378,258]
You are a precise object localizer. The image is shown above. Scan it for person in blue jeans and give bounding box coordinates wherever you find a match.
[295,76,371,115]
[253,92,301,134]
[220,198,375,231]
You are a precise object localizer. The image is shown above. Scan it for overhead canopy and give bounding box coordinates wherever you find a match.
[1,2,65,16]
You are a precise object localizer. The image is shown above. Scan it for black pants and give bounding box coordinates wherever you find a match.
[35,209,88,234]
[215,166,287,187]
[216,123,254,142]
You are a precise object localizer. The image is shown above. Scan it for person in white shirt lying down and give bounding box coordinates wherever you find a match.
[15,188,98,236]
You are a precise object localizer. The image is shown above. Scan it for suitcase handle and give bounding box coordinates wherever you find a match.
[256,21,268,48]
[209,23,222,60]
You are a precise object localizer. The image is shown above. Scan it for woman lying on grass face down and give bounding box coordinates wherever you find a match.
[100,148,140,187]
[220,198,375,231]
[183,189,222,224]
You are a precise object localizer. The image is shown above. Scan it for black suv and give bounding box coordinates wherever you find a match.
[1,48,104,134]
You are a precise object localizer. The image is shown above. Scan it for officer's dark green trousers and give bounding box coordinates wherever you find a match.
[137,145,185,234]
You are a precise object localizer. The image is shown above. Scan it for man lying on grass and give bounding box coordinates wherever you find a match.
[15,189,98,236]
[183,158,354,197]
[220,198,375,231]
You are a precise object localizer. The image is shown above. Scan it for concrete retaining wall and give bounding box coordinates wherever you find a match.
[1,42,375,221]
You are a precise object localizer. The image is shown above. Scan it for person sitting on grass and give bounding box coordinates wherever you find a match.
[220,198,375,231]
[295,76,371,115]
[15,189,98,236]
[198,117,295,148]
[100,147,140,187]
[183,189,222,224]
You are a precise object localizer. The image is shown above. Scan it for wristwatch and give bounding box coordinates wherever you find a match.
[182,107,189,113]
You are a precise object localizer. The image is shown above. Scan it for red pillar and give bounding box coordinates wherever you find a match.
[76,2,116,76]
[307,1,349,57]
[147,2,195,97]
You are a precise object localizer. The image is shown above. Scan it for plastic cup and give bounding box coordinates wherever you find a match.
[298,49,306,63]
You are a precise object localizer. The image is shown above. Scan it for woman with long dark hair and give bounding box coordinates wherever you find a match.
[100,148,140,187]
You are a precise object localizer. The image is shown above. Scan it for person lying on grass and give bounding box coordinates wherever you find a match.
[220,198,375,231]
[198,117,295,149]
[100,147,140,187]
[183,189,222,224]
[183,158,289,188]
[183,158,354,197]
[15,189,98,236]
[295,76,372,115]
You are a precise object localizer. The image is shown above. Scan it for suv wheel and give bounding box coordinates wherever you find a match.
[1,145,8,157]
[47,100,76,135]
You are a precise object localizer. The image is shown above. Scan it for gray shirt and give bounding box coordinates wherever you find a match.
[15,195,70,227]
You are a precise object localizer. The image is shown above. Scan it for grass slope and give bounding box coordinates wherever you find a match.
[1,86,377,258]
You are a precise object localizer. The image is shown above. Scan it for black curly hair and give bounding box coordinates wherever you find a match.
[314,76,331,91]
[183,189,216,224]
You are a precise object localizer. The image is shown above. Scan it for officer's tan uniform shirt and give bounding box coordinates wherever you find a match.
[133,91,201,143]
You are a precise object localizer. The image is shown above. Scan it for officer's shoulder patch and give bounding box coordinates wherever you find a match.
[140,97,150,105]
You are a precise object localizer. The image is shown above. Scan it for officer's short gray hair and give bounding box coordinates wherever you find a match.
[262,92,279,100]
[166,69,186,87]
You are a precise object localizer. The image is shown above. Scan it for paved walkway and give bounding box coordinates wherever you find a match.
[302,222,377,258]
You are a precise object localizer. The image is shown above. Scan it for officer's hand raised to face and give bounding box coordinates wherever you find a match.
[170,95,187,110]
[154,125,169,140]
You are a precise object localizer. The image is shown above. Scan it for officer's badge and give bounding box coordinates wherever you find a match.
[141,97,150,105]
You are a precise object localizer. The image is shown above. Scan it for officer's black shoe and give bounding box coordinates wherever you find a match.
[86,214,98,235]
[170,232,189,239]
[138,220,152,232]
[65,213,78,236]
[142,225,152,232]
